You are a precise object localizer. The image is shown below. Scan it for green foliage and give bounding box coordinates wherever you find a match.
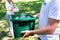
[14,1,42,15]
[0,2,6,20]
[0,0,43,19]
[0,0,42,40]
[0,0,42,19]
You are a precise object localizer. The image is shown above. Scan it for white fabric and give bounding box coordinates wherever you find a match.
[5,1,14,15]
[38,0,60,40]
[9,21,14,38]
[13,6,19,12]
[48,0,60,20]
[44,0,51,3]
[5,1,14,38]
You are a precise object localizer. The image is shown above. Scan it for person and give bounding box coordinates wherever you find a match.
[22,0,60,40]
[5,0,14,37]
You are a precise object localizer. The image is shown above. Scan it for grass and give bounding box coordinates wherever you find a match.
[0,0,42,40]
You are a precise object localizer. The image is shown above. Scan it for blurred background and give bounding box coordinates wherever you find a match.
[0,0,43,40]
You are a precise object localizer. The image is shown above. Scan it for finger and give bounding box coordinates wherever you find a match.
[23,33,26,38]
[23,33,28,38]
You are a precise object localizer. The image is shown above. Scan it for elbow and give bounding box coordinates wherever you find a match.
[48,29,55,34]
[48,31,54,34]
[46,26,55,34]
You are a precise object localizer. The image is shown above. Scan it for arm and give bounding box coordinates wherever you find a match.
[33,13,40,18]
[31,18,59,34]
[8,6,13,11]
[6,2,13,11]
[23,18,59,38]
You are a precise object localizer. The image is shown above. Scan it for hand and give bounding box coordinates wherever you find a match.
[21,30,33,38]
[33,13,40,18]
[21,32,30,40]
[22,32,30,38]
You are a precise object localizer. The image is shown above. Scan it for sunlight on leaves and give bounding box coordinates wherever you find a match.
[13,0,38,2]
[0,20,8,32]
[0,0,42,40]
[31,11,36,14]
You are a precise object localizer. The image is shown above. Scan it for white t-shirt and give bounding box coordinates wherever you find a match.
[38,0,60,40]
[5,1,14,15]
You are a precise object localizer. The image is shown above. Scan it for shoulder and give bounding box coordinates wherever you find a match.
[44,0,51,3]
[5,1,11,8]
[5,1,10,6]
[43,0,52,6]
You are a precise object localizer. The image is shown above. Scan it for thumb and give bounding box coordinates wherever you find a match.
[23,34,25,38]
[22,33,27,38]
[23,33,29,38]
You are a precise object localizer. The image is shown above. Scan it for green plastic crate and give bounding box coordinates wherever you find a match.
[10,14,36,38]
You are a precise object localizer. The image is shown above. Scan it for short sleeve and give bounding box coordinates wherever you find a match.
[55,0,60,20]
[5,2,9,8]
[5,1,12,10]
[48,0,60,20]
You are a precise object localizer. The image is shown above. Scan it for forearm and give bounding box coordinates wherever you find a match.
[8,7,13,11]
[33,13,40,18]
[22,18,59,38]
[30,26,53,35]
[30,18,59,35]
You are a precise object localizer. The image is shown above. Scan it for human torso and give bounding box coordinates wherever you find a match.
[5,1,14,15]
[38,0,60,40]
